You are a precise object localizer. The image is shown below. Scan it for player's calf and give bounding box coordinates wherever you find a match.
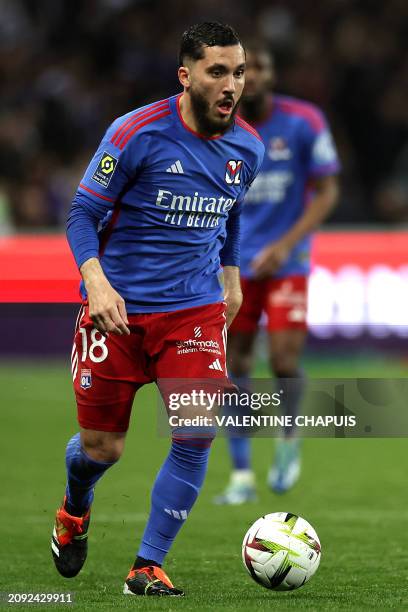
[51,432,119,578]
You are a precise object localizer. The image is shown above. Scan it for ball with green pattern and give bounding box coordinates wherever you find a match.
[242,512,321,591]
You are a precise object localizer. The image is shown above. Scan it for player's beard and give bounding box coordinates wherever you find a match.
[189,86,238,137]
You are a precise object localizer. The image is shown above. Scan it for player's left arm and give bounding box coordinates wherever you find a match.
[221,143,265,325]
[220,208,242,328]
[223,265,242,328]
[252,111,340,278]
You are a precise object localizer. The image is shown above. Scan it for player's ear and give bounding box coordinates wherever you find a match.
[178,66,191,89]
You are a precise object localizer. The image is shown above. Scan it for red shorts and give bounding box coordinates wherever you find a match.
[230,275,308,334]
[71,302,228,432]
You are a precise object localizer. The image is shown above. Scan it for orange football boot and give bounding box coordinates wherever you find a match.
[123,565,184,596]
[51,497,90,578]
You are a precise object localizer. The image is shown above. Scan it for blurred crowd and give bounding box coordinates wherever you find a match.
[1,0,407,231]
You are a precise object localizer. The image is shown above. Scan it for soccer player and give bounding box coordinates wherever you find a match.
[215,42,340,504]
[50,22,264,596]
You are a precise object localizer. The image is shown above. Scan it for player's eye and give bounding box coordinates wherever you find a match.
[234,69,245,78]
[211,70,222,78]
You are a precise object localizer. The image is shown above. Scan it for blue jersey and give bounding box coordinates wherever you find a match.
[67,94,264,312]
[240,94,340,279]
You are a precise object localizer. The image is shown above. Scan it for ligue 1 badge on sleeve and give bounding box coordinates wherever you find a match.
[91,151,118,188]
[80,369,92,390]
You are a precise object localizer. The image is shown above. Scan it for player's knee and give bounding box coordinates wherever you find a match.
[81,430,125,463]
[227,336,254,377]
[229,353,252,378]
[270,352,299,377]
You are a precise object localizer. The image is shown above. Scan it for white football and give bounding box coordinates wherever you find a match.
[242,512,321,591]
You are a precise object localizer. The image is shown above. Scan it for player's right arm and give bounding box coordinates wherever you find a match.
[66,116,147,335]
[251,175,339,278]
[80,257,130,336]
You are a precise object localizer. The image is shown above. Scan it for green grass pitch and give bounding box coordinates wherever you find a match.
[1,353,407,610]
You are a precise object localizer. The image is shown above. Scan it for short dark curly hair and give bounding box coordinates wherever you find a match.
[179,22,242,66]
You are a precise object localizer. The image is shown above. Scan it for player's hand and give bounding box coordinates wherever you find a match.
[251,240,291,279]
[87,281,130,336]
[80,258,130,336]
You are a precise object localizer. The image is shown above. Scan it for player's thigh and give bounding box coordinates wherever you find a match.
[155,302,232,438]
[264,275,308,373]
[229,277,264,336]
[264,275,308,333]
[71,306,146,433]
[155,302,229,379]
[227,331,258,377]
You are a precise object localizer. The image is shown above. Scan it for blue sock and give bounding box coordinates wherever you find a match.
[138,438,212,565]
[228,437,251,470]
[227,375,251,470]
[277,369,306,437]
[65,433,116,516]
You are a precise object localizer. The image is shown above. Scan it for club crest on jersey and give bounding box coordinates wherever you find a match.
[80,369,92,389]
[91,151,118,188]
[225,160,243,185]
[268,137,292,161]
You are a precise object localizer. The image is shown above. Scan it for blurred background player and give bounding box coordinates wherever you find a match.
[51,22,263,596]
[215,42,340,504]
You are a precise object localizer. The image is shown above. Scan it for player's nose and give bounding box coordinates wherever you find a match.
[223,74,236,93]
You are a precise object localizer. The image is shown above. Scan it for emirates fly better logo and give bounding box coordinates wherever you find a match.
[225,160,243,185]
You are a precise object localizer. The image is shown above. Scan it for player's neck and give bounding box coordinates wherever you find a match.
[239,94,272,125]
[178,93,223,139]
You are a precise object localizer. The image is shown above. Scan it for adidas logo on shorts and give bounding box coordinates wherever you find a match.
[208,358,223,371]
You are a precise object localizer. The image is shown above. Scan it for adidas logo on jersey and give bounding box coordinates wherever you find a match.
[209,358,223,371]
[166,160,184,174]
